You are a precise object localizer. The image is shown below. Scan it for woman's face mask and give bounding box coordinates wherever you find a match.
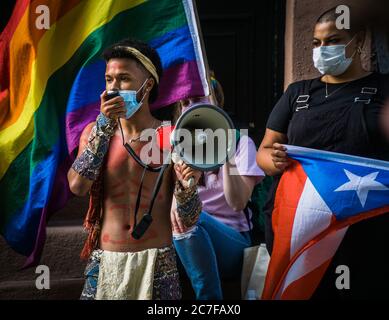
[119,78,149,119]
[313,35,357,76]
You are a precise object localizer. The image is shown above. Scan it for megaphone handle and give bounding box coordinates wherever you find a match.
[187,177,195,188]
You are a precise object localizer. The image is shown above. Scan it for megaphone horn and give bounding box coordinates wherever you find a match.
[170,103,236,172]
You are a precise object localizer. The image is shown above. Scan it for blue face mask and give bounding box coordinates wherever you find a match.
[313,36,357,76]
[119,78,149,119]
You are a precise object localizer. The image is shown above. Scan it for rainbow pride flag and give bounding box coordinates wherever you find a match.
[0,0,209,266]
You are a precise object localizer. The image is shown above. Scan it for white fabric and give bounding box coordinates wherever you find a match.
[95,248,158,300]
[290,177,333,257]
[241,244,270,300]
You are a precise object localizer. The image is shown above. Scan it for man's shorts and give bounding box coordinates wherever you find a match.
[80,245,181,300]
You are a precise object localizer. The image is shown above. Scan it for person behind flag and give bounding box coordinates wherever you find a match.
[170,75,265,299]
[67,38,202,300]
[256,7,389,299]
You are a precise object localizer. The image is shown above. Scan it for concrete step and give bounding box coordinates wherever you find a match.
[0,193,241,300]
[0,195,89,279]
[0,225,87,283]
[0,194,89,300]
[0,278,84,300]
[0,195,89,283]
[0,221,88,300]
[0,277,239,300]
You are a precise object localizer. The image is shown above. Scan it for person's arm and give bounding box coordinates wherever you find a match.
[222,135,265,211]
[67,90,126,196]
[67,122,96,196]
[222,162,261,211]
[256,128,289,176]
[257,81,297,176]
[170,196,191,234]
[173,163,202,228]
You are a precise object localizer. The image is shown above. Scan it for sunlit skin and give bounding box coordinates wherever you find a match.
[100,130,173,250]
[68,58,201,252]
[257,20,371,176]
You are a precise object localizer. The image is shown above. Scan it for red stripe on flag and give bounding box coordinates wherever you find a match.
[261,160,307,299]
[0,0,29,91]
[0,0,82,129]
[272,205,389,299]
[281,258,332,300]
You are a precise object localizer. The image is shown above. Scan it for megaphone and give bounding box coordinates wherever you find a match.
[124,103,236,240]
[170,103,236,171]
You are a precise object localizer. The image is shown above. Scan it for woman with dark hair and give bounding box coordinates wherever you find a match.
[257,7,389,299]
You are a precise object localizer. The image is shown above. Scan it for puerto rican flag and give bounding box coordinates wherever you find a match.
[261,145,389,300]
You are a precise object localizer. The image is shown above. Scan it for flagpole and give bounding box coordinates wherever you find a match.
[191,0,216,105]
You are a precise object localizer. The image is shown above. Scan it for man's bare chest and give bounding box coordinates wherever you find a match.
[103,136,173,203]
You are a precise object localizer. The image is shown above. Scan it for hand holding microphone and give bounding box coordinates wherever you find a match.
[100,90,126,120]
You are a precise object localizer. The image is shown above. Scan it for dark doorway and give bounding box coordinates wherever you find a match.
[196,0,285,146]
[0,0,16,33]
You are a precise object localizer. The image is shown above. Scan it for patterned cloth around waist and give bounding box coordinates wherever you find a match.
[80,245,181,300]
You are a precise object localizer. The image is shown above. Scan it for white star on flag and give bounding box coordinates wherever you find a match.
[335,170,389,207]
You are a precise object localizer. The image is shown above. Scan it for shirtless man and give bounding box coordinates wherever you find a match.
[67,39,202,300]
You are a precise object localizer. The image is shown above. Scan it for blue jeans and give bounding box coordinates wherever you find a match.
[173,211,251,300]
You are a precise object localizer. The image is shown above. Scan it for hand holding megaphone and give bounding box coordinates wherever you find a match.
[172,152,199,188]
[155,103,236,185]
